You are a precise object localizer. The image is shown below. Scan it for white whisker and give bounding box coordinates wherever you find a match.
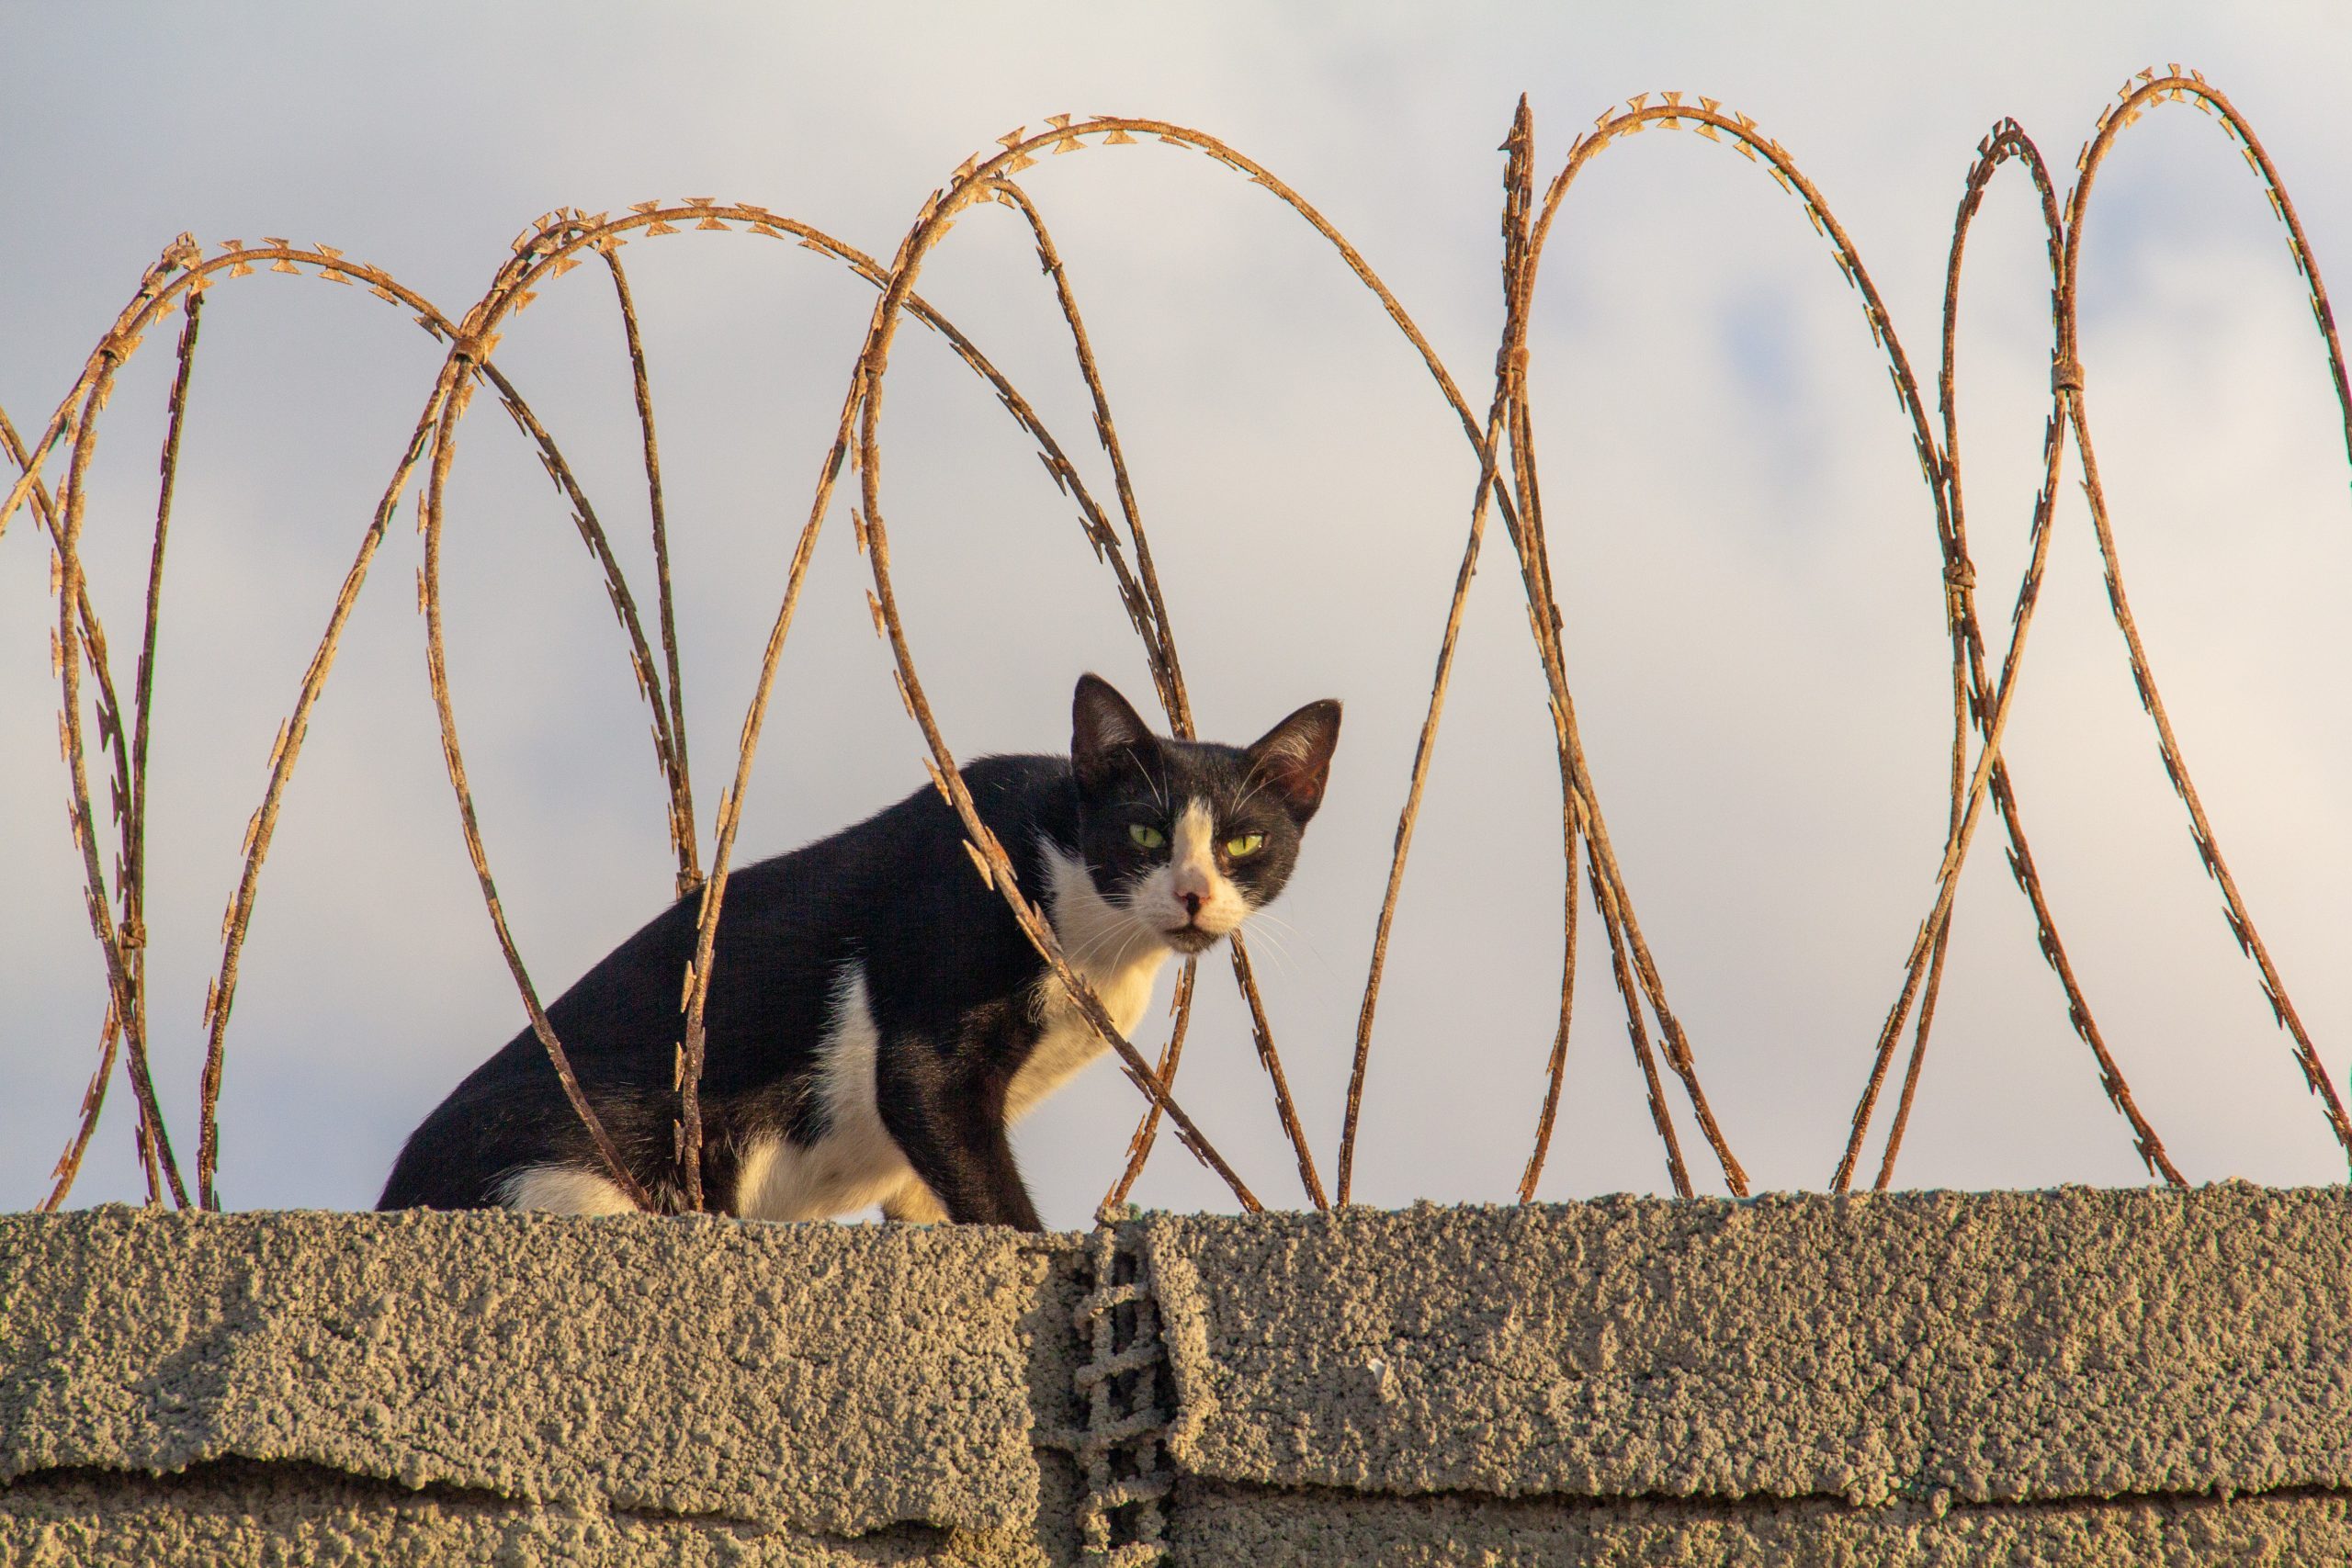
[1238,908,1333,976]
[1238,925,1298,976]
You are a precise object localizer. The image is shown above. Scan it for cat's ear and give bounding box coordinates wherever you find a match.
[1245,698,1341,822]
[1072,673,1157,788]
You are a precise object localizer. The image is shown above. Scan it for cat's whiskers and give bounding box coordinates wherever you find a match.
[1239,929,1295,976]
[1231,912,1303,976]
[1241,907,1329,970]
[1062,914,1159,976]
[1241,921,1317,982]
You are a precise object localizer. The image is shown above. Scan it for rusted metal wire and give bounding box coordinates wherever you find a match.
[1340,104,1528,1208]
[1510,96,1805,1198]
[1102,957,1197,1216]
[1858,118,2169,1190]
[845,138,1267,1209]
[1,206,1257,1211]
[2064,73,2352,1162]
[39,1003,119,1213]
[136,288,202,1201]
[420,348,664,1211]
[986,176,1321,1208]
[1841,72,2352,1189]
[4,400,129,1213]
[1501,100,1588,1207]
[600,249,702,902]
[54,343,188,1209]
[10,75,2351,1216]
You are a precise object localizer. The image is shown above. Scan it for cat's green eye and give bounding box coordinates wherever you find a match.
[1224,833,1265,859]
[1129,823,1166,851]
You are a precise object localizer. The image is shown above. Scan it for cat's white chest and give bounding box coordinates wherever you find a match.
[1010,945,1167,1121]
[729,939,1165,1223]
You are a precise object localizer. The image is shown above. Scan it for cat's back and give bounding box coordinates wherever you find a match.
[772,751,1077,987]
[720,750,1071,915]
[376,753,1076,1211]
[403,754,1073,1077]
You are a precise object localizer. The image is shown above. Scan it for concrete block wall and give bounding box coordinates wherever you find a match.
[3,1186,2346,1563]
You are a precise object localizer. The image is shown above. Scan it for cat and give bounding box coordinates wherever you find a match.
[377,672,1340,1232]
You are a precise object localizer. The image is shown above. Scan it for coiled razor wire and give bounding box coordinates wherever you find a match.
[7,70,2349,1215]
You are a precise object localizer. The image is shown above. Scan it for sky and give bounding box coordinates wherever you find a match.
[5,3,2351,1227]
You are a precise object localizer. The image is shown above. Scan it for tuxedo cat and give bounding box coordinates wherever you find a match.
[378,673,1340,1232]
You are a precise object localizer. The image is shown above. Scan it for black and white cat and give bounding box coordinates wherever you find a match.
[378,674,1340,1232]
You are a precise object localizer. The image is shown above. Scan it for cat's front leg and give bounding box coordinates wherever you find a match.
[874,1034,1044,1232]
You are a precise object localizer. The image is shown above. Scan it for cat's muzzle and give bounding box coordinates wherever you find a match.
[1164,922,1224,955]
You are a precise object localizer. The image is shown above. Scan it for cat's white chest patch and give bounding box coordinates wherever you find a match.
[733,964,922,1222]
[1019,840,1174,1120]
[1012,945,1166,1121]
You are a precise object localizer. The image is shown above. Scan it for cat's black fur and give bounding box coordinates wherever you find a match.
[378,674,1339,1231]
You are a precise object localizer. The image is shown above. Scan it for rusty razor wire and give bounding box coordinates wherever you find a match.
[6,69,2348,1217]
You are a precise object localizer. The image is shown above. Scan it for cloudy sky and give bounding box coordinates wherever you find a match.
[5,3,2350,1226]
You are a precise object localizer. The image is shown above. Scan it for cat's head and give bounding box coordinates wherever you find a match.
[1065,672,1340,957]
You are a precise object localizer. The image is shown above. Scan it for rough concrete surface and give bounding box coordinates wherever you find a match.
[1,1461,1047,1567]
[0,1208,1065,1535]
[1141,1185,2352,1507]
[1166,1480,2352,1566]
[4,1188,2348,1564]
